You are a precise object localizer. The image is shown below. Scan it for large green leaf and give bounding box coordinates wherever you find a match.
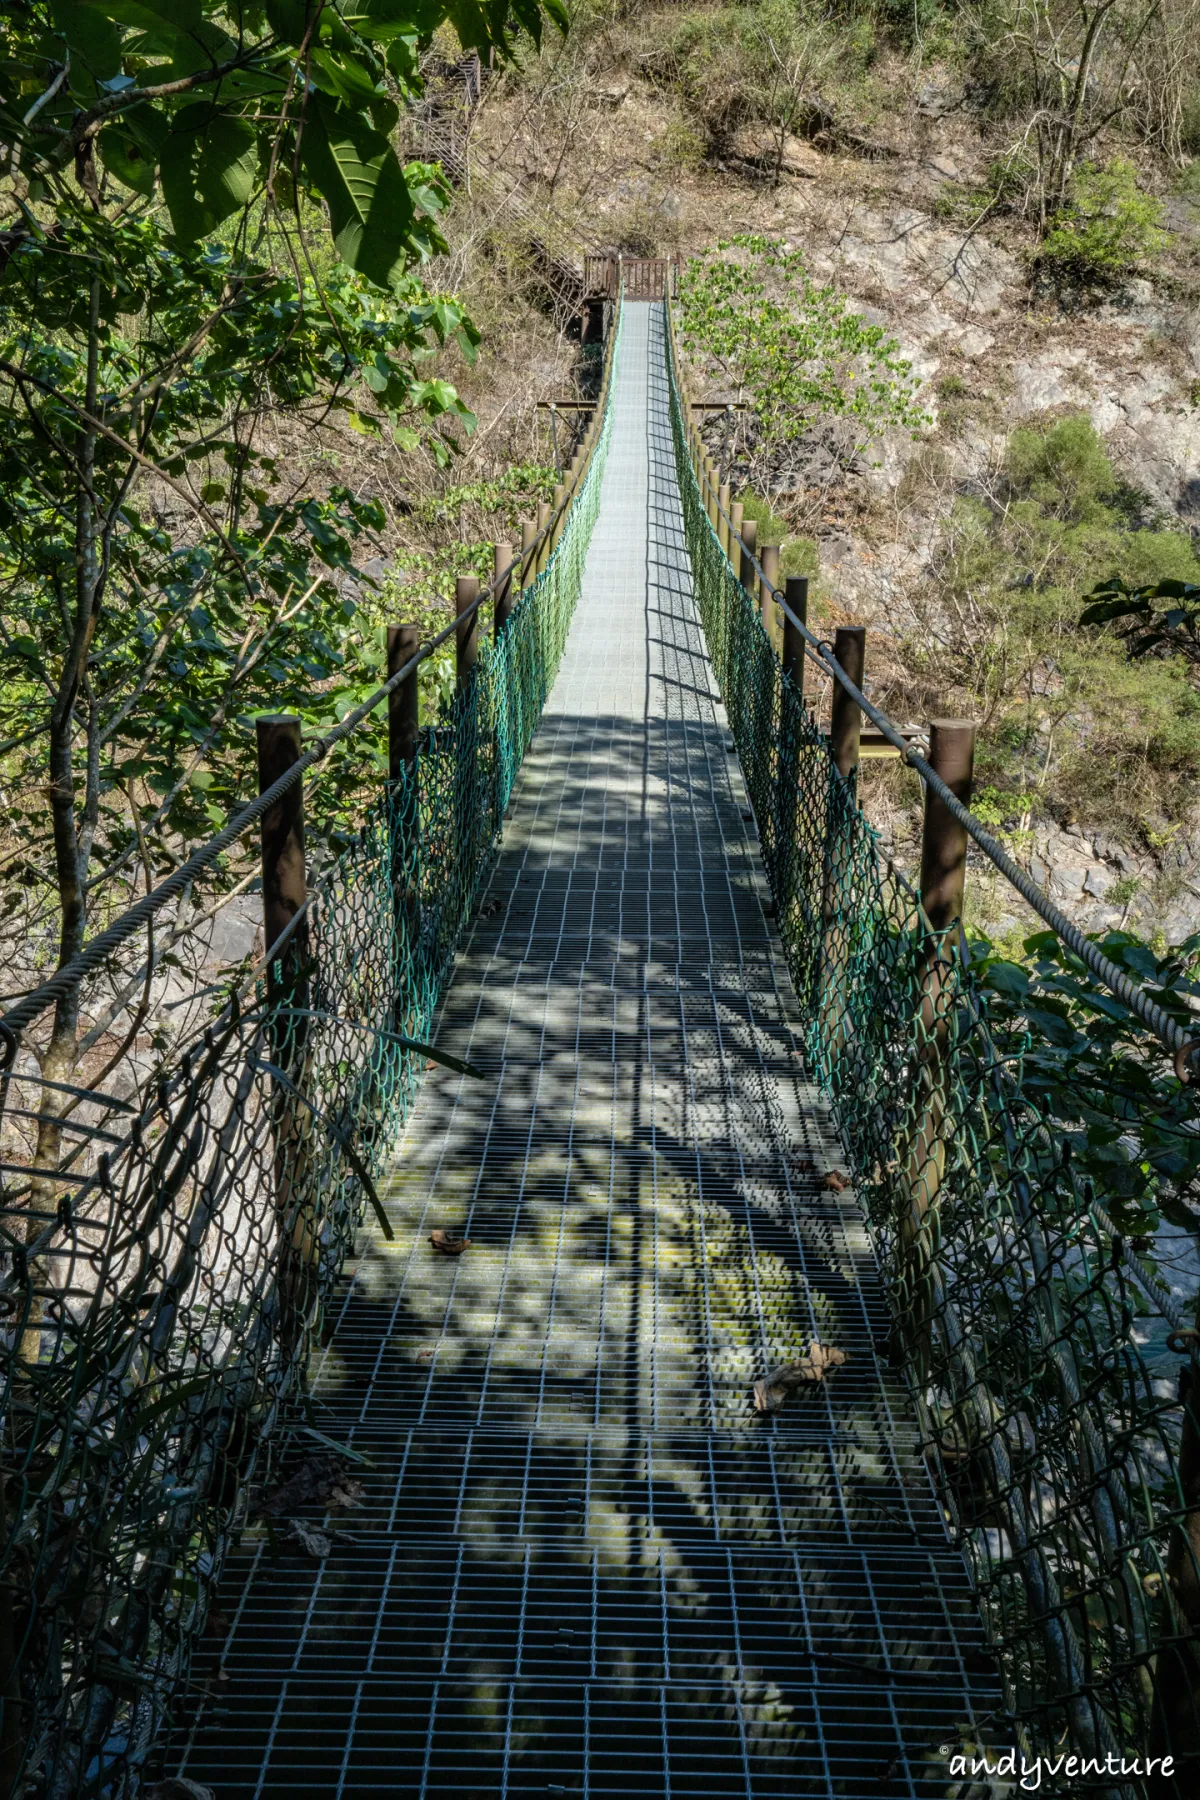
[300,94,414,290]
[49,0,123,95]
[263,0,320,45]
[97,0,202,31]
[338,0,429,42]
[98,104,169,194]
[160,103,258,241]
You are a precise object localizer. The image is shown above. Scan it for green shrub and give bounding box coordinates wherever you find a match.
[924,415,1200,829]
[737,489,819,579]
[1039,157,1171,283]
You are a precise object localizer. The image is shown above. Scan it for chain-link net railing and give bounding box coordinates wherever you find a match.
[0,305,621,1800]
[664,304,1200,1796]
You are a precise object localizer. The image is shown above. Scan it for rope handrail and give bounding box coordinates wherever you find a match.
[0,292,626,1800]
[664,298,1198,1078]
[661,286,1200,1788]
[0,306,622,1053]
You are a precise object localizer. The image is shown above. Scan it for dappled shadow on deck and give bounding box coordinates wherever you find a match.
[172,302,996,1797]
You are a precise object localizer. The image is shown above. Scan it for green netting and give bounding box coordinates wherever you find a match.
[665,307,1200,1793]
[0,307,622,1800]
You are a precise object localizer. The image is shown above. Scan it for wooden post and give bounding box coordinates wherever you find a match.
[897,718,977,1386]
[386,625,420,780]
[456,577,480,691]
[829,626,865,782]
[257,715,316,1322]
[257,716,307,993]
[718,482,731,558]
[535,499,552,576]
[919,721,977,931]
[520,516,536,588]
[759,543,779,648]
[705,459,719,531]
[551,482,567,552]
[783,577,808,697]
[493,543,516,635]
[729,500,744,567]
[739,517,758,594]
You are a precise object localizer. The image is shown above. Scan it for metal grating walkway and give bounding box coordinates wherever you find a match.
[177,304,996,1797]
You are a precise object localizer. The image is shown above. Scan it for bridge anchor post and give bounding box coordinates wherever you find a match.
[257,715,318,1335]
[493,544,516,634]
[898,719,977,1385]
[387,624,422,1042]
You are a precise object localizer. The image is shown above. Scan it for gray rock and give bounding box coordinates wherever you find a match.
[1083,866,1111,899]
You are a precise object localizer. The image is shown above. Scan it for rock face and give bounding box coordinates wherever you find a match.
[1018,819,1200,946]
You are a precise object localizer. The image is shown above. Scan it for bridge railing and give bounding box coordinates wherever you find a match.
[0,302,624,1800]
[664,292,1200,1795]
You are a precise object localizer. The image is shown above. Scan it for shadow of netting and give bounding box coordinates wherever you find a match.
[661,286,1194,1783]
[174,902,986,1790]
[0,363,618,1800]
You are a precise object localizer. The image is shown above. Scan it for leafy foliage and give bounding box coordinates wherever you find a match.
[918,415,1200,828]
[1,0,567,281]
[678,235,926,493]
[0,209,481,1013]
[1039,156,1171,282]
[1082,576,1200,666]
[975,928,1200,1236]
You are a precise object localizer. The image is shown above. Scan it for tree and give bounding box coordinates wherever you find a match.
[971,0,1170,224]
[677,234,925,512]
[0,0,569,1327]
[1082,575,1200,665]
[0,0,567,278]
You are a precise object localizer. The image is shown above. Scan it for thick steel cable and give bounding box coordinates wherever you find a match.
[668,308,1197,1075]
[0,325,621,1052]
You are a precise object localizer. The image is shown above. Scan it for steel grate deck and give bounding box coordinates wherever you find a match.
[176,304,996,1796]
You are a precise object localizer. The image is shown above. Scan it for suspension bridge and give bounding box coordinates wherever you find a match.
[1,281,1197,1800]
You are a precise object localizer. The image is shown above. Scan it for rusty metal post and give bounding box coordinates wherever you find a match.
[897,718,977,1386]
[738,518,758,594]
[456,577,480,691]
[782,577,808,696]
[705,458,719,531]
[493,543,516,635]
[919,720,976,931]
[386,625,420,781]
[829,626,865,782]
[759,543,779,647]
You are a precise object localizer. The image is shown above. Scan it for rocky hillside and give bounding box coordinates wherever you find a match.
[419,6,1200,950]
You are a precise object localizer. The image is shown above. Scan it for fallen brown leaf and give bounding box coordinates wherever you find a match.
[325,1481,365,1510]
[430,1228,471,1255]
[822,1170,850,1191]
[284,1517,332,1558]
[416,1347,435,1362]
[753,1343,849,1413]
[262,1454,357,1518]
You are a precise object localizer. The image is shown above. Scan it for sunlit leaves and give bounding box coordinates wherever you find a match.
[159,105,257,241]
[679,234,927,462]
[300,95,416,289]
